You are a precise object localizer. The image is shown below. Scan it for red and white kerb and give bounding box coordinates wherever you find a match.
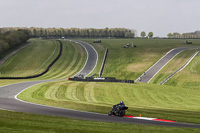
[123,115,175,123]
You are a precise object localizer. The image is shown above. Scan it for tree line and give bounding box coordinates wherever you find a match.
[0,27,136,38]
[0,29,30,57]
[167,31,200,38]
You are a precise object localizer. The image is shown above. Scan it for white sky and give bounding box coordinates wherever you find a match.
[0,0,200,37]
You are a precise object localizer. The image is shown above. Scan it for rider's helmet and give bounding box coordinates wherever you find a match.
[120,101,124,104]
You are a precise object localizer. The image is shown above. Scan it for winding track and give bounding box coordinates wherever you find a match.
[0,41,200,128]
[136,47,200,83]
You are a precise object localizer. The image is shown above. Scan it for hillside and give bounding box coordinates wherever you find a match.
[16,38,200,125]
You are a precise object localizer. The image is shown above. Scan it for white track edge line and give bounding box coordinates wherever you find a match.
[69,40,89,78]
[135,48,175,82]
[147,50,183,83]
[14,83,106,116]
[161,51,199,85]
[12,40,102,116]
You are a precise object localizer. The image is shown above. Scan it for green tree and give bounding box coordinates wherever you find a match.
[173,32,181,38]
[140,31,146,38]
[0,30,29,56]
[125,32,134,38]
[167,33,173,38]
[148,32,153,38]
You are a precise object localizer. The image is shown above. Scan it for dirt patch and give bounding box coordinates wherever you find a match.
[92,43,105,52]
[127,62,153,72]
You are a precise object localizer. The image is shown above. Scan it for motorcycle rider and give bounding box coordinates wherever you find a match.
[109,101,128,116]
[115,101,125,113]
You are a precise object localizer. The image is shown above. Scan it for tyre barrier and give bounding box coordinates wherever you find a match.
[0,40,63,79]
[68,77,134,84]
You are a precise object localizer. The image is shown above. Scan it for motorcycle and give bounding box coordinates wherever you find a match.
[108,105,128,117]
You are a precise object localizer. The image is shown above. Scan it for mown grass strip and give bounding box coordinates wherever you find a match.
[160,51,199,85]
[1,109,199,133]
[36,40,87,80]
[165,52,200,88]
[82,39,200,80]
[0,39,87,84]
[0,39,60,77]
[150,50,196,84]
[18,80,200,124]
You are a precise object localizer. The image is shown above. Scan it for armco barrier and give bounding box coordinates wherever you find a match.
[0,40,63,79]
[99,48,108,77]
[69,77,134,84]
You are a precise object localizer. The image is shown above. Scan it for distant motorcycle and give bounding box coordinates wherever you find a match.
[108,105,128,117]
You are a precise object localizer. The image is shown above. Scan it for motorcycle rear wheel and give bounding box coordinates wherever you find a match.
[108,111,112,116]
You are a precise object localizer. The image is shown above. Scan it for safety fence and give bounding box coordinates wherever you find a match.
[99,48,108,77]
[69,77,134,84]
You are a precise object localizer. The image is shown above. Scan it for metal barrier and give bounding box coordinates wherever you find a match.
[69,77,134,84]
[99,48,108,77]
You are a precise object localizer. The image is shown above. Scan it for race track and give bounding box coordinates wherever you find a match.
[136,47,200,83]
[0,41,200,128]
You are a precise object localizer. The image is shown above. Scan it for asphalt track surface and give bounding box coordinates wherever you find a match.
[0,41,200,128]
[136,47,200,83]
[72,40,98,77]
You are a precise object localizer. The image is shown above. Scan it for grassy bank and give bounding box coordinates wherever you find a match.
[0,109,199,133]
[36,40,87,80]
[165,52,200,88]
[2,38,200,132]
[0,39,60,77]
[18,80,200,124]
[150,50,197,84]
[82,39,200,80]
[0,39,87,86]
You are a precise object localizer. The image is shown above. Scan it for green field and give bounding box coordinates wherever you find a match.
[150,50,197,84]
[0,39,60,77]
[37,40,87,80]
[1,109,199,133]
[0,39,87,86]
[165,52,200,88]
[18,80,200,124]
[1,38,200,132]
[82,39,200,80]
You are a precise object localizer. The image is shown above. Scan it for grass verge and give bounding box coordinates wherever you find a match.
[81,39,200,80]
[0,39,60,77]
[18,80,200,124]
[0,109,199,133]
[0,39,87,86]
[165,52,200,88]
[150,50,197,84]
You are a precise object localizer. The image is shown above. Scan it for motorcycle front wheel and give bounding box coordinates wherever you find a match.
[119,110,125,117]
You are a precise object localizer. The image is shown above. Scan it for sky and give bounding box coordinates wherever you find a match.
[0,0,200,37]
